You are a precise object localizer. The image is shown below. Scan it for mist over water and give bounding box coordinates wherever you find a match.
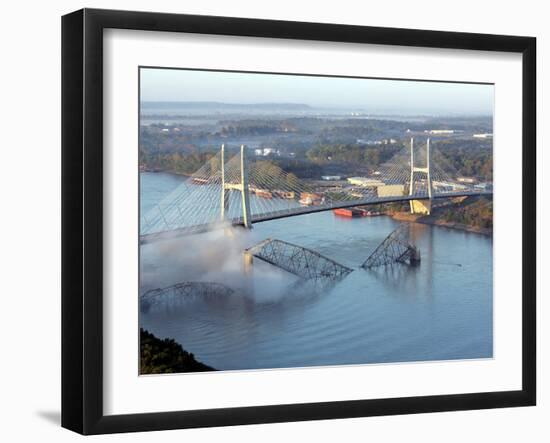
[140,225,301,303]
[140,172,493,371]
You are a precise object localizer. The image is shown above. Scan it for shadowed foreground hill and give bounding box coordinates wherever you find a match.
[140,328,216,374]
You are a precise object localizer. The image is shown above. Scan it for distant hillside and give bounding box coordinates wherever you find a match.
[141,101,312,111]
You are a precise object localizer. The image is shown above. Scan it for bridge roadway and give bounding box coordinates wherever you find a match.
[139,190,492,244]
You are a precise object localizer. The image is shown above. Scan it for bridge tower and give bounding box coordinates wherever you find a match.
[220,144,252,228]
[220,144,229,221]
[409,137,433,215]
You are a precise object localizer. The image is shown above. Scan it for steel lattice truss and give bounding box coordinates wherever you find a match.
[247,238,353,283]
[361,225,420,269]
[140,281,234,310]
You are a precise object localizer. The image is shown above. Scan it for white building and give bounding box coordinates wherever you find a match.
[347,177,385,187]
[433,180,468,191]
[254,148,281,156]
[425,129,454,134]
[356,139,382,145]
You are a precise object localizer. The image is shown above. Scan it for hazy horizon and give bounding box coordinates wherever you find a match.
[140,68,494,117]
[139,100,493,118]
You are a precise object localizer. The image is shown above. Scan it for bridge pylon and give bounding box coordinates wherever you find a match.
[220,144,229,221]
[220,144,252,228]
[409,137,433,215]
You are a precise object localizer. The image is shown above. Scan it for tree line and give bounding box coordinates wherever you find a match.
[440,197,493,229]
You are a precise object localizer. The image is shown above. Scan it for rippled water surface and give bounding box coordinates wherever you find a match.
[139,172,493,370]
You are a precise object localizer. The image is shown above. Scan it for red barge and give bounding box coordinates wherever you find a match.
[333,207,382,218]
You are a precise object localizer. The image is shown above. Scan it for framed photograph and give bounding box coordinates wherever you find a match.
[62,8,536,435]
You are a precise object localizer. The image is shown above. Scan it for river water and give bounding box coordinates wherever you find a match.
[139,172,493,371]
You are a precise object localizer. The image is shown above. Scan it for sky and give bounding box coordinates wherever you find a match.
[140,67,494,116]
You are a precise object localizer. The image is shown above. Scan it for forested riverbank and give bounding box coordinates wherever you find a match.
[390,196,493,236]
[140,328,216,374]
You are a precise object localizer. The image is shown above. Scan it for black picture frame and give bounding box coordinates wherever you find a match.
[62,8,536,435]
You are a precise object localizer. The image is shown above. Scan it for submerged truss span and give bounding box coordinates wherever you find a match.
[361,225,421,269]
[245,238,353,284]
[140,281,234,310]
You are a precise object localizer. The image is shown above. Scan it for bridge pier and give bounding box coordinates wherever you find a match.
[243,251,254,274]
[410,199,432,215]
[409,245,421,266]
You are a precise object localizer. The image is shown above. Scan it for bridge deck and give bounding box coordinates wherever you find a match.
[140,191,492,244]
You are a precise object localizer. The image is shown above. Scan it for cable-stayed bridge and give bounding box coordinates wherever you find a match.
[140,138,492,244]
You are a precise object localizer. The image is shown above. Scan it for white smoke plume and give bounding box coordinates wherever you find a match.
[140,223,299,304]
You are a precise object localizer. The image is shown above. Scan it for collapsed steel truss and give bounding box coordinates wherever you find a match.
[140,281,234,309]
[246,238,353,283]
[361,225,420,269]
